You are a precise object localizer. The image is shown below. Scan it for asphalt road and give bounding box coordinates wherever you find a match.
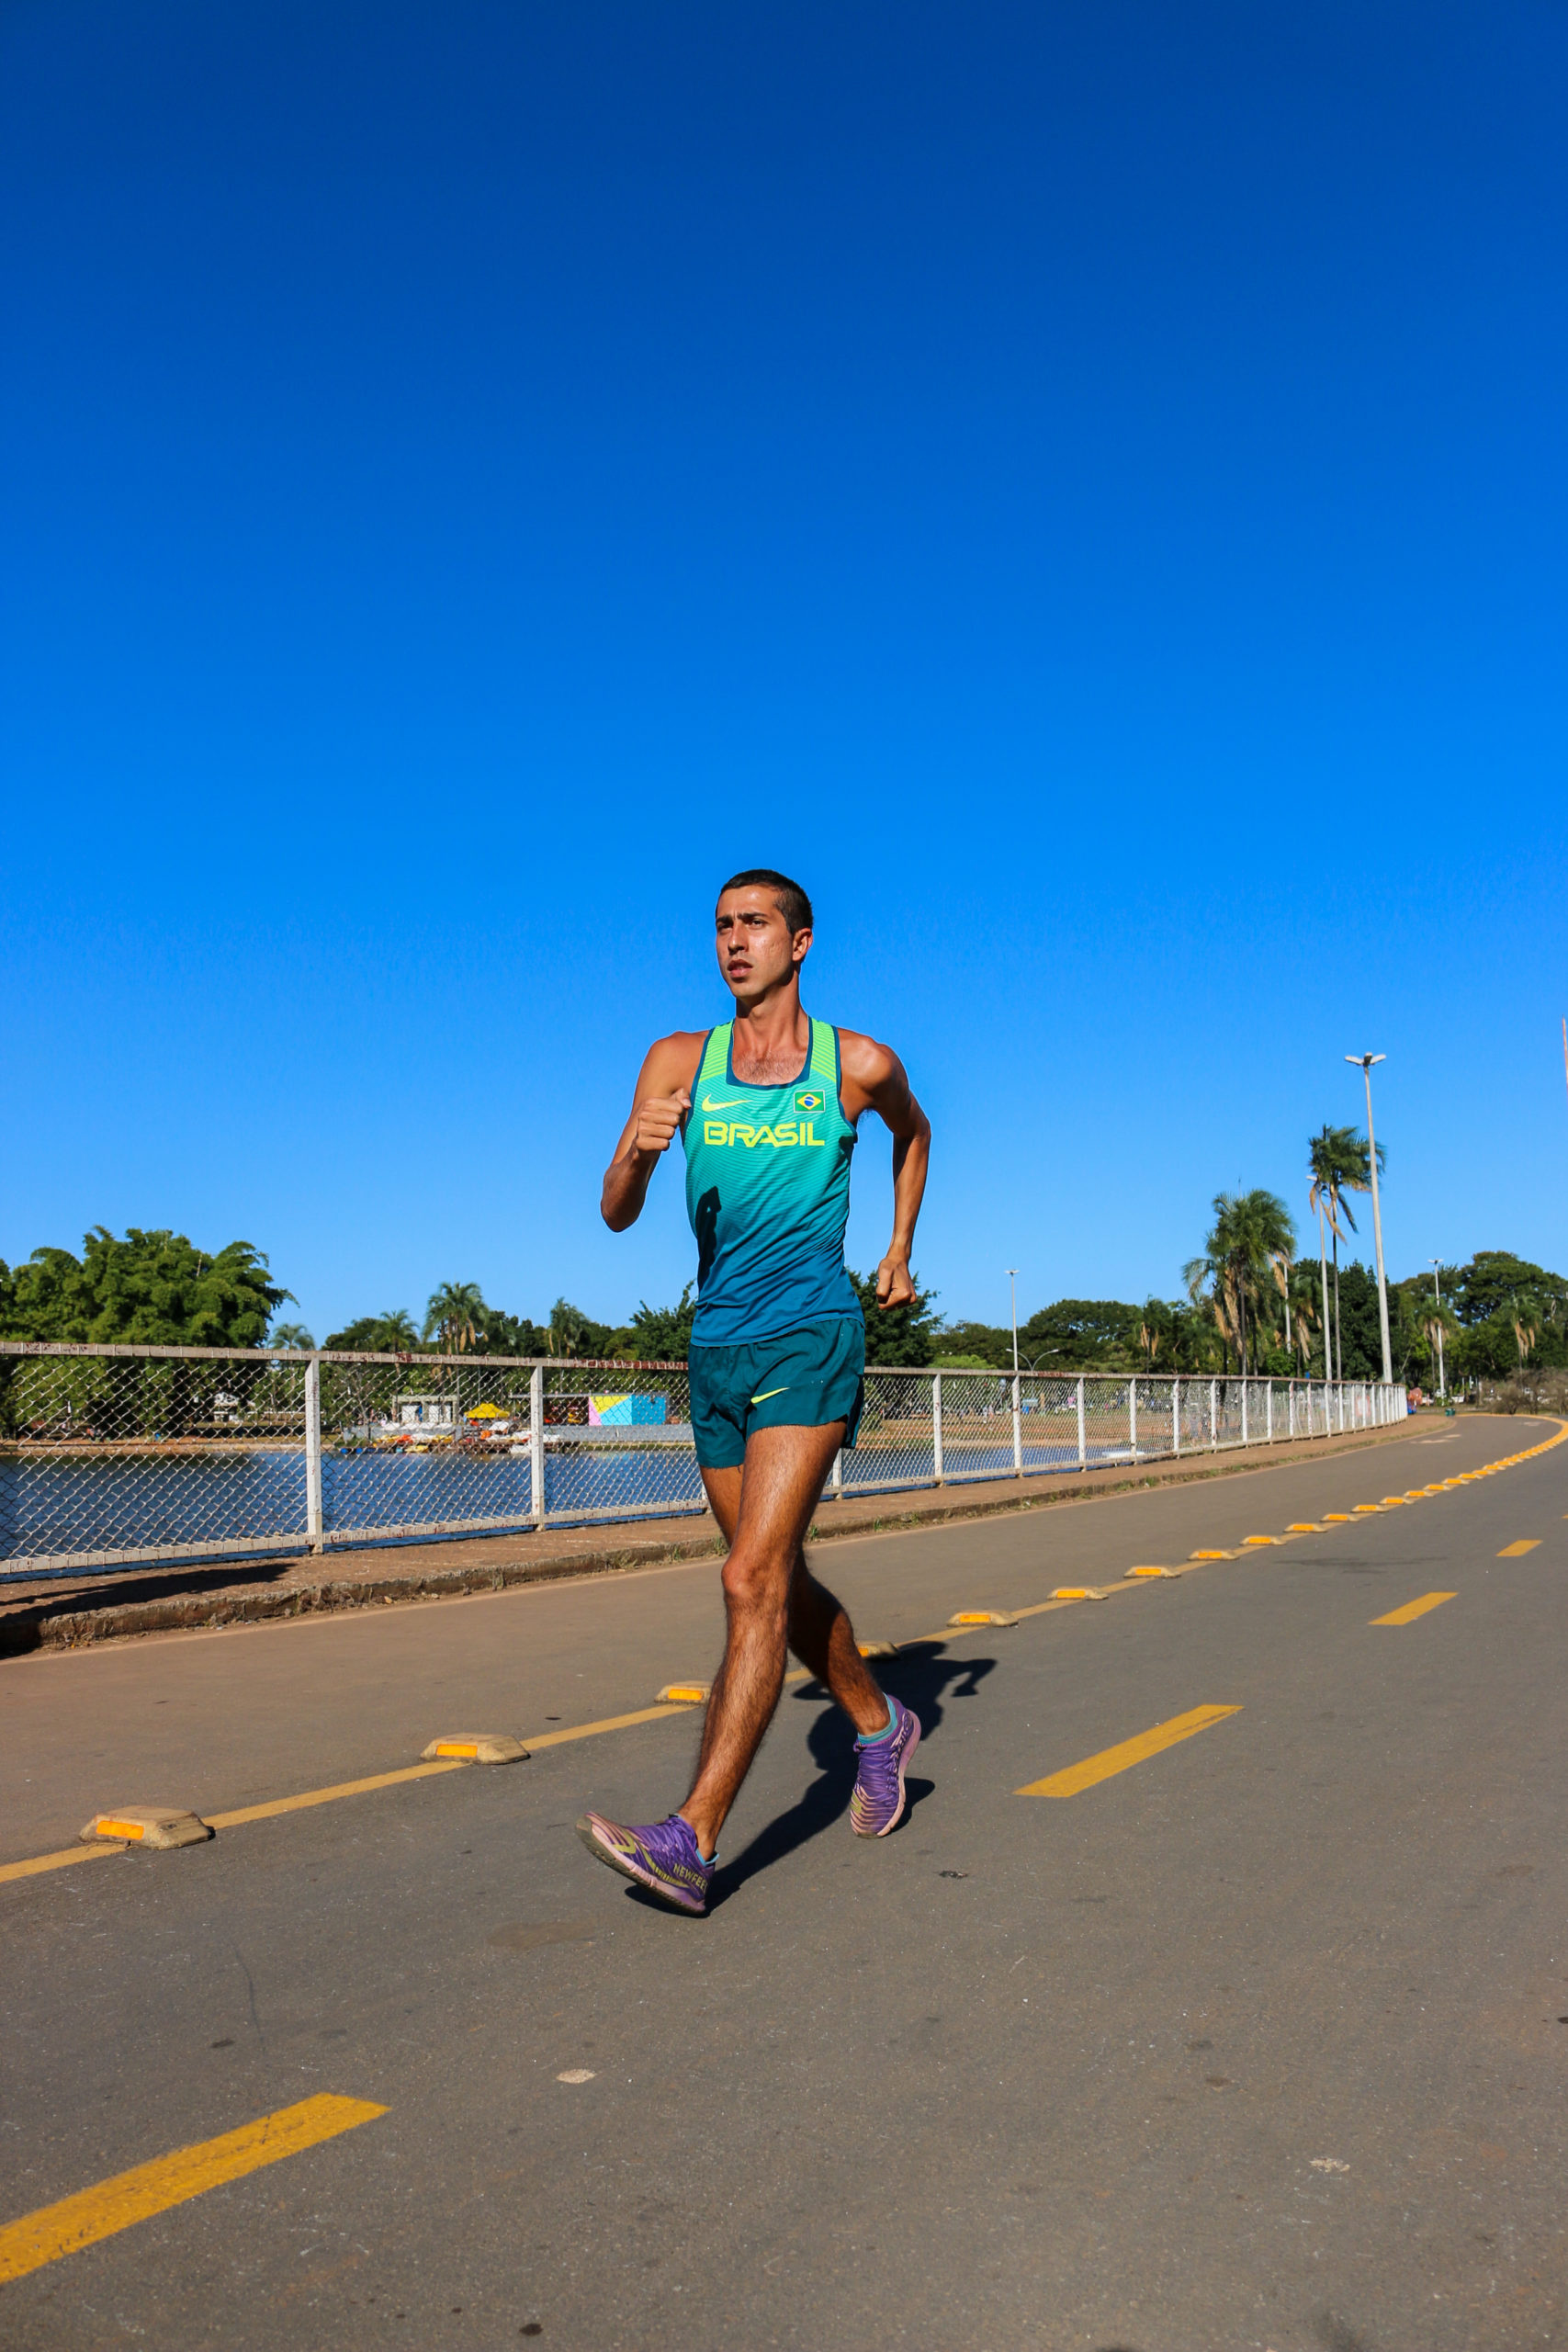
[3,1410,1565,2351]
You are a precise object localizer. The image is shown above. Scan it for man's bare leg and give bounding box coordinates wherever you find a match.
[681,1424,888,1858]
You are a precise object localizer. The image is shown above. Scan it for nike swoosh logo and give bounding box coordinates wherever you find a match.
[703,1096,744,1112]
[750,1385,791,1404]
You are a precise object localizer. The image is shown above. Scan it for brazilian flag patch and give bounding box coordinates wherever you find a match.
[794,1089,825,1114]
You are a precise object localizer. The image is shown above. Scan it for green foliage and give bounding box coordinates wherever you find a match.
[847,1268,939,1366]
[1183,1190,1297,1375]
[323,1310,422,1353]
[266,1320,315,1351]
[0,1229,289,1348]
[617,1285,697,1363]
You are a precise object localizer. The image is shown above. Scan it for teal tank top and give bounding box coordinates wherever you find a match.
[682,1016,862,1347]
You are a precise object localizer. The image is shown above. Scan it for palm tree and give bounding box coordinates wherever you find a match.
[267,1319,315,1352]
[1184,1190,1297,1375]
[375,1308,420,1351]
[547,1297,595,1359]
[423,1282,486,1354]
[1307,1125,1383,1381]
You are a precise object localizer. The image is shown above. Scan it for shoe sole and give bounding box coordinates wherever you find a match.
[574,1814,707,1916]
[856,1712,921,1838]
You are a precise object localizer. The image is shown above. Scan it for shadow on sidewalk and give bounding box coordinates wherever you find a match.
[703,1645,998,1908]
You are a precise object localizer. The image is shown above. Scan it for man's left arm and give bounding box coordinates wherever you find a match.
[839,1035,931,1309]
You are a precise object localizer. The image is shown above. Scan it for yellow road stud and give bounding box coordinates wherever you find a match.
[78,1809,211,1850]
[1124,1566,1179,1578]
[1322,1512,1352,1521]
[1354,1504,1382,1514]
[1287,1522,1326,1532]
[948,1609,1021,1627]
[1189,1548,1234,1560]
[1050,1587,1107,1601]
[857,1638,900,1657]
[420,1734,529,1765]
[656,1683,711,1704]
[1243,1534,1280,1545]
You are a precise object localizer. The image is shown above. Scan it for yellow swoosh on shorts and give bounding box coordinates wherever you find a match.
[750,1385,791,1404]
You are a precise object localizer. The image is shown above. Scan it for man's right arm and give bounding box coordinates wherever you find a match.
[600,1035,704,1231]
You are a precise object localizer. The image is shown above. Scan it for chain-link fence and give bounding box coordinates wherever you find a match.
[0,1342,1404,1580]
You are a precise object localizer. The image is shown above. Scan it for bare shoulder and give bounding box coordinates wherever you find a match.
[633,1029,707,1096]
[837,1027,904,1094]
[837,1026,925,1127]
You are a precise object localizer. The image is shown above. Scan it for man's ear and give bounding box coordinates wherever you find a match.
[792,928,812,967]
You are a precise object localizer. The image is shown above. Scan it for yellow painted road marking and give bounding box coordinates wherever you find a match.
[0,2094,387,2286]
[1497,1540,1540,1556]
[1016,1704,1242,1798]
[207,1758,467,1827]
[0,1845,125,1888]
[1371,1592,1456,1626]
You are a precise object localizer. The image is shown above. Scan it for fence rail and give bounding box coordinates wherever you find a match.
[0,1341,1405,1582]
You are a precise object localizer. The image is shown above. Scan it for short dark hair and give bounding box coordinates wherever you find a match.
[719,868,813,935]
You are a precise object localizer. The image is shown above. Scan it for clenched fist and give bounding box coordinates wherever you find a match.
[634,1090,692,1157]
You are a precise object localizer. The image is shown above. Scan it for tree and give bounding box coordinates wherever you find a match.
[323,1310,422,1353]
[267,1320,315,1351]
[0,1229,289,1348]
[619,1286,697,1363]
[1307,1125,1382,1379]
[423,1283,486,1353]
[848,1268,938,1366]
[1183,1191,1297,1375]
[547,1298,617,1359]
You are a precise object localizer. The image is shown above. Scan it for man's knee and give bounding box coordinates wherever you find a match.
[721,1546,790,1617]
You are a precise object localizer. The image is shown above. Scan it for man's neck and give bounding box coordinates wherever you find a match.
[729,982,808,1073]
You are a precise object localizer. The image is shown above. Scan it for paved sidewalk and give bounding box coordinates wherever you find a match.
[2,1412,1438,1654]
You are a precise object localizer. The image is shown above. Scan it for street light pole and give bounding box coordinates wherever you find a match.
[1008,1270,1020,1378]
[1429,1258,1446,1400]
[1346,1053,1392,1385]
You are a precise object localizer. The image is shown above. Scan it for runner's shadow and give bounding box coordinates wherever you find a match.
[704,1647,997,1908]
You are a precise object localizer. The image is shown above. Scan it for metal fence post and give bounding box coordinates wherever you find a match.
[304,1355,324,1554]
[1076,1375,1087,1470]
[1210,1377,1218,1450]
[1011,1374,1023,1476]
[1241,1380,1249,1446]
[530,1364,546,1531]
[1266,1381,1273,1444]
[1128,1377,1138,1459]
[932,1371,943,1485]
[1171,1374,1180,1457]
[831,1447,844,1499]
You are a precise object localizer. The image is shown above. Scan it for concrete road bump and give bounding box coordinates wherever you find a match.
[421,1735,529,1765]
[657,1682,711,1704]
[78,1808,211,1850]
[857,1638,900,1657]
[1243,1534,1281,1545]
[1322,1512,1353,1521]
[1189,1548,1235,1561]
[949,1609,1020,1628]
[1050,1587,1107,1602]
[1124,1566,1179,1578]
[1287,1521,1327,1532]
[1354,1504,1382,1514]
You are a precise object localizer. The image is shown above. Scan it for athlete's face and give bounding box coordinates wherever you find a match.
[714,889,809,1001]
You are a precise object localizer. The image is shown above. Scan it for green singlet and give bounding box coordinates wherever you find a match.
[682,1017,863,1349]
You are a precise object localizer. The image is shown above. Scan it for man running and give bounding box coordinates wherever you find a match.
[577,868,931,1915]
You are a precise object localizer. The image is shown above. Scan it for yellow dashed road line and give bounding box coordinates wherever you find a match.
[1371,1592,1456,1626]
[1015,1704,1242,1798]
[0,2095,387,2286]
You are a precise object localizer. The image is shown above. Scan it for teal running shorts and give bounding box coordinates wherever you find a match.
[688,1317,866,1470]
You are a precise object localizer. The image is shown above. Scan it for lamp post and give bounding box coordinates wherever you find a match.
[1006,1270,1022,1476]
[1007,1270,1020,1378]
[1429,1258,1446,1400]
[1346,1053,1392,1385]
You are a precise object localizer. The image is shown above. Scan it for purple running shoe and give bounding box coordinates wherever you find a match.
[575,1811,714,1916]
[850,1694,921,1837]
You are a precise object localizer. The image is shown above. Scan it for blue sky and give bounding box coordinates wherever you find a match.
[3,0,1564,1341]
